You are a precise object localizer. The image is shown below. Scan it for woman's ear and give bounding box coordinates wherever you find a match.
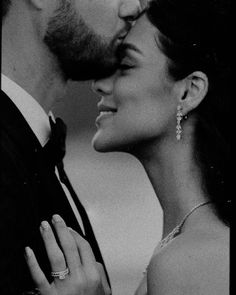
[179,71,209,115]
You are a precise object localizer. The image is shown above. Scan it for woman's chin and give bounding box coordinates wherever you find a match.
[91,133,114,153]
[92,142,109,153]
[92,129,139,154]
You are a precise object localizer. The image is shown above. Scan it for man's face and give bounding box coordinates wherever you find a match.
[44,0,142,81]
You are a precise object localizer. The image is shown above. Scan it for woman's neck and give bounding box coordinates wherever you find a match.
[136,137,207,238]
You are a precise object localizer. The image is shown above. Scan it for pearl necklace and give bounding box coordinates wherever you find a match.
[159,200,211,249]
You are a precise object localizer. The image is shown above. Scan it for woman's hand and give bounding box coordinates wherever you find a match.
[25,214,111,295]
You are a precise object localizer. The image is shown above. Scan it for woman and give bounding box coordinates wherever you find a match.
[25,0,230,294]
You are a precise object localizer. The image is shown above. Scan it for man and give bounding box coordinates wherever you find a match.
[0,0,144,294]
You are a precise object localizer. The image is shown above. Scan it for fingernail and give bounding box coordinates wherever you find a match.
[25,246,33,258]
[40,221,50,231]
[52,214,63,223]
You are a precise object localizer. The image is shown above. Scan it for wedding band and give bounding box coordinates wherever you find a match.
[51,268,69,280]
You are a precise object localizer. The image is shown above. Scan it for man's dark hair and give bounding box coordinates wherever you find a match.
[2,0,11,20]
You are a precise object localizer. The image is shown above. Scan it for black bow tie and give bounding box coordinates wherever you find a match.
[43,116,67,167]
[42,117,111,286]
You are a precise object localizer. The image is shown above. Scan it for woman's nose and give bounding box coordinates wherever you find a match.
[91,77,114,97]
[119,0,142,21]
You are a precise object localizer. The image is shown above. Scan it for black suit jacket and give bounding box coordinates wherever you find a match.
[0,90,108,294]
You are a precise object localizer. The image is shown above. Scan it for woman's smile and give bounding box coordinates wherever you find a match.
[92,14,178,153]
[95,102,117,125]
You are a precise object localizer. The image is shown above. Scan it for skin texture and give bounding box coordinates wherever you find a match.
[73,0,140,38]
[26,215,111,295]
[147,226,229,295]
[2,1,146,294]
[2,0,143,112]
[92,14,180,153]
[92,12,229,295]
[43,0,143,80]
[24,2,229,295]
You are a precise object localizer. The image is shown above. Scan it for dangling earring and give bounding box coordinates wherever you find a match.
[176,105,188,140]
[176,105,183,140]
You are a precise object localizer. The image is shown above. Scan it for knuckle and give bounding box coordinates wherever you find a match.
[74,270,86,285]
[51,252,65,266]
[52,218,67,232]
[96,262,105,275]
[41,228,52,239]
[54,221,66,232]
[37,276,48,288]
[60,238,72,251]
[74,277,86,292]
[88,269,101,286]
[81,237,90,247]
[65,240,76,252]
[96,262,103,270]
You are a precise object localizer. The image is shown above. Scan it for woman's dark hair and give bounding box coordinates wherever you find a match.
[147,0,231,225]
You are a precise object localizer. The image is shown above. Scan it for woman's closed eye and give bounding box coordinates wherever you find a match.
[117,44,138,74]
[118,57,135,74]
[119,62,134,71]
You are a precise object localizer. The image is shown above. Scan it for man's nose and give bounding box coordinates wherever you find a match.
[119,0,142,22]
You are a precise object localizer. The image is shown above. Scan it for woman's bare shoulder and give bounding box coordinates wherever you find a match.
[147,228,229,295]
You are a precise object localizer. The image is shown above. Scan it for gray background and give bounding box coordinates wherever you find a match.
[52,81,163,295]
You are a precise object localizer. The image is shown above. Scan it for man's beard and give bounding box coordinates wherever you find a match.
[44,1,120,81]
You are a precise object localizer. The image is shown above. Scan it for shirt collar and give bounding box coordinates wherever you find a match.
[1,74,52,146]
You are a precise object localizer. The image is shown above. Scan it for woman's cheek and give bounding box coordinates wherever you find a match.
[114,78,137,104]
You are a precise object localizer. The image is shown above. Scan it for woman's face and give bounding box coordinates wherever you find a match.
[92,14,181,153]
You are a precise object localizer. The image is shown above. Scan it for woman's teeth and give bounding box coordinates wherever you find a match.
[100,111,115,115]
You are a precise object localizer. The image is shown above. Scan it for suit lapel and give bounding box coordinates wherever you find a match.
[1,90,42,159]
[1,90,110,286]
[0,90,84,234]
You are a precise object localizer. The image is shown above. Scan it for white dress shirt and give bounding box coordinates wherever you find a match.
[1,74,85,233]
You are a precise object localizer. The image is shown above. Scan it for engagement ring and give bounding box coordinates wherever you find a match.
[51,268,69,280]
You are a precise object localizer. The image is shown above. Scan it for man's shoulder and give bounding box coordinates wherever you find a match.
[147,229,229,295]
